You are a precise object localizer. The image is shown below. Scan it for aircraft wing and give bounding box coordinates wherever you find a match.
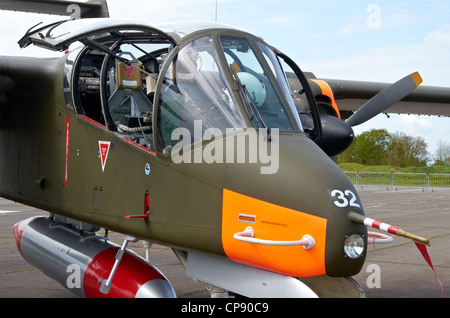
[0,0,109,18]
[306,73,450,118]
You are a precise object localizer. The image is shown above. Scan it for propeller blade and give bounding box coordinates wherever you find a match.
[345,72,423,127]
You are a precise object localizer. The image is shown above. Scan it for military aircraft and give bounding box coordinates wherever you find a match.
[2,0,448,298]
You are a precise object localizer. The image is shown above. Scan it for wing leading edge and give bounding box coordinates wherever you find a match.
[306,73,450,118]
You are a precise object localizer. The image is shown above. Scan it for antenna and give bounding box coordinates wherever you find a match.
[215,0,218,22]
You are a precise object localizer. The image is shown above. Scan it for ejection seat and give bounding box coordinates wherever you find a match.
[108,53,154,132]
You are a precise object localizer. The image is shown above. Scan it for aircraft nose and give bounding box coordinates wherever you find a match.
[221,132,367,278]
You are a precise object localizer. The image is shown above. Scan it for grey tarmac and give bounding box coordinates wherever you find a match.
[1,186,449,298]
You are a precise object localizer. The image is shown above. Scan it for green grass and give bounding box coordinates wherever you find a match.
[338,163,450,174]
[338,163,450,187]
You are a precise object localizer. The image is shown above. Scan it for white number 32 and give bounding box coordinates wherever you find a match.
[331,189,361,208]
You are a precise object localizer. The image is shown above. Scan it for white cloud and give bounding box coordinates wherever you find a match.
[424,24,450,44]
[305,23,450,86]
[336,25,355,36]
[391,115,437,135]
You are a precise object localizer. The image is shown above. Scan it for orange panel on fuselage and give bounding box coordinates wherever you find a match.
[222,189,327,277]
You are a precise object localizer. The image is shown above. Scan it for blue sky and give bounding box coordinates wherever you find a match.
[0,0,449,158]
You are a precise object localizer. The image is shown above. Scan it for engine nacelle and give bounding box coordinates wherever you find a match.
[13,216,176,298]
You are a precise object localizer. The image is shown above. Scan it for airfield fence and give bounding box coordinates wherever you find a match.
[343,171,450,189]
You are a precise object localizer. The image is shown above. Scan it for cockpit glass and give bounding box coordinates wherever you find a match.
[256,42,303,131]
[220,36,295,131]
[157,36,246,151]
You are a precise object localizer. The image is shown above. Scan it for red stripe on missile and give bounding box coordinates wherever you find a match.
[83,247,167,298]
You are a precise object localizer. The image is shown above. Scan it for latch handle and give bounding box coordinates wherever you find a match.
[233,227,315,249]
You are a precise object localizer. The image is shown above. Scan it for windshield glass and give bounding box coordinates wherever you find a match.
[256,42,303,130]
[157,36,246,152]
[220,36,295,131]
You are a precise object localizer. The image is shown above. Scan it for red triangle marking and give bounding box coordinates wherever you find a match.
[122,65,135,79]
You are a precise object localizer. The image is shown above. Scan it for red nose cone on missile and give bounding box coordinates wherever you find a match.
[13,216,38,255]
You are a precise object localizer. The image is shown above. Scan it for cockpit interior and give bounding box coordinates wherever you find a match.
[71,30,173,152]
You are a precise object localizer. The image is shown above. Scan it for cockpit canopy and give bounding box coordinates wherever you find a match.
[156,32,303,153]
[21,19,318,155]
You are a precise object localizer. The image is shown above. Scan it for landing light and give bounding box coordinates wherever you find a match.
[344,234,365,259]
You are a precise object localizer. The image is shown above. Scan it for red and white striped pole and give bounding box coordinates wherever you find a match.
[349,212,444,298]
[348,212,430,246]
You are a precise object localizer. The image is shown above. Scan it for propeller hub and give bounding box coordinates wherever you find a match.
[316,114,354,157]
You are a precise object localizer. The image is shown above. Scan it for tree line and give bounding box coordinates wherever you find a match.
[335,129,450,167]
